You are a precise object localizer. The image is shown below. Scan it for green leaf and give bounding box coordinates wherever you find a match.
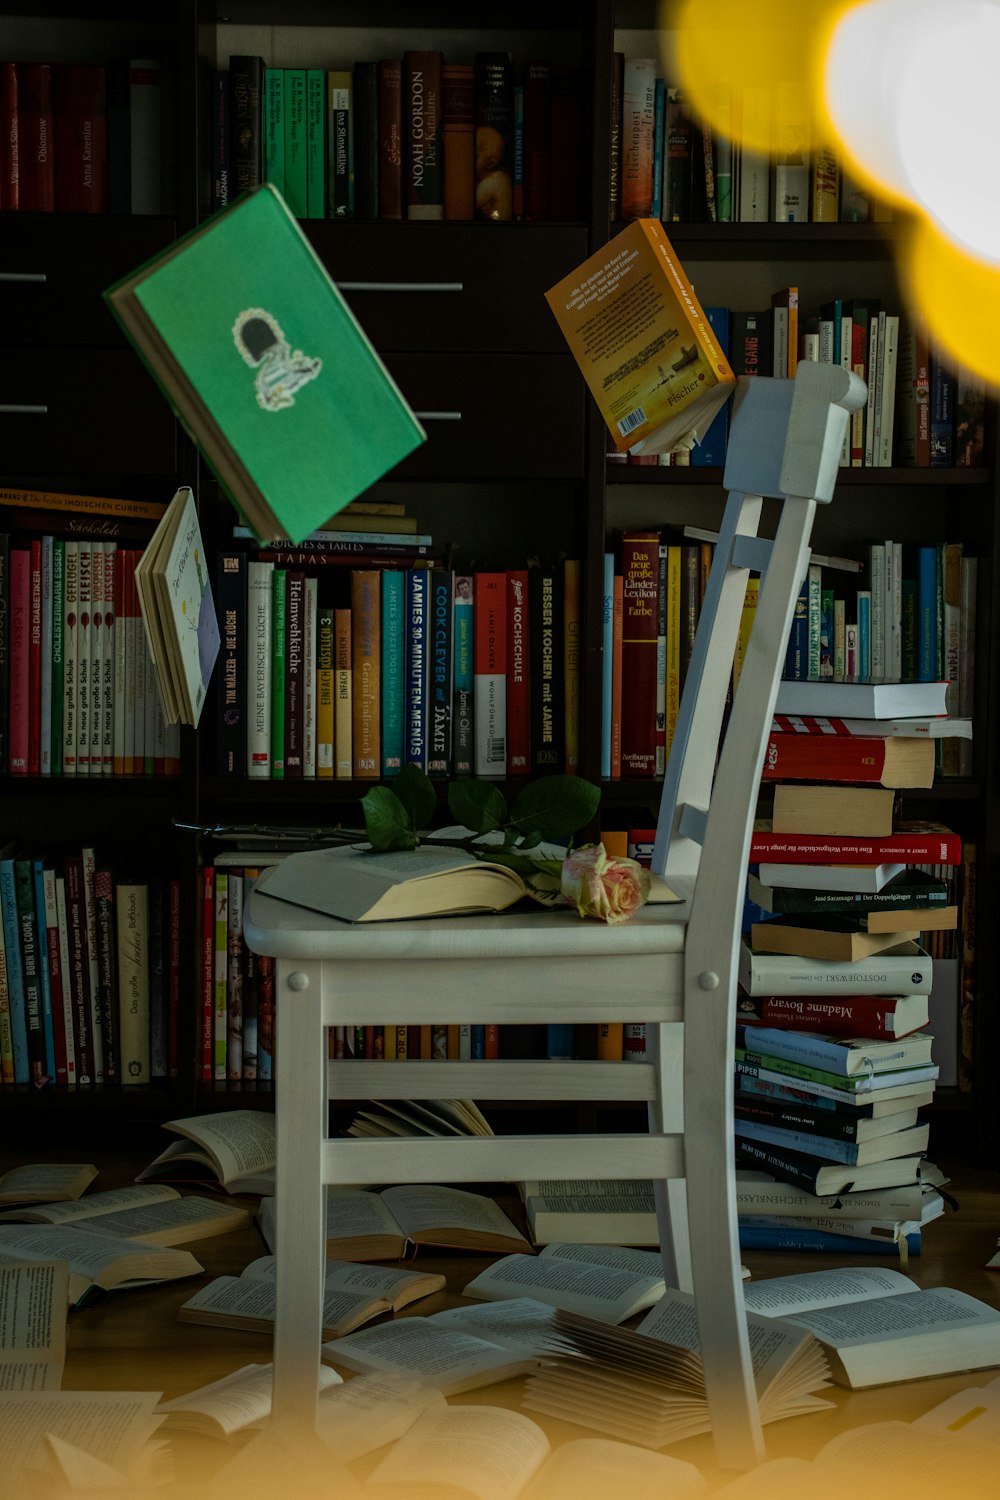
[447,780,508,836]
[508,777,600,843]
[361,786,419,851]
[392,763,437,833]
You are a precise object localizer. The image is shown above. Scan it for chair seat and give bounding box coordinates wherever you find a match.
[245,885,691,1024]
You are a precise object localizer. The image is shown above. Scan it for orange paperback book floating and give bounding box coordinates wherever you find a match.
[545,218,736,455]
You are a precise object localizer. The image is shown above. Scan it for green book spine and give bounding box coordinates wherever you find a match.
[271,568,286,778]
[736,1045,919,1094]
[51,539,64,776]
[283,69,307,218]
[264,66,285,195]
[306,68,327,218]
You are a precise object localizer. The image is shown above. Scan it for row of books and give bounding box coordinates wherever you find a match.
[0,842,178,1090]
[199,864,274,1085]
[615,60,889,227]
[213,546,582,783]
[623,298,984,473]
[0,532,181,780]
[780,544,976,779]
[214,51,585,224]
[0,57,164,214]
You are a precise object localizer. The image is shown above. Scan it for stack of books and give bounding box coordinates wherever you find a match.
[735,677,967,1258]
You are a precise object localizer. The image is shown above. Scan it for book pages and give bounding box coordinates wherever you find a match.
[0,1260,67,1391]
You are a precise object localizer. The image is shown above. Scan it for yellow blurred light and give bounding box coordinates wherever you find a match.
[903,217,1000,388]
[672,0,848,151]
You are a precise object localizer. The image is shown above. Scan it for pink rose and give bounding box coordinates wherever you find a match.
[560,842,651,924]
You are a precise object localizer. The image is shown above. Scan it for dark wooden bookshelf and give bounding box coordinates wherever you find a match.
[0,0,996,1166]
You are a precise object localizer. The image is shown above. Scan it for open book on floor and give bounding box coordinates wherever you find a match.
[0,1163,98,1206]
[361,1402,709,1500]
[178,1254,446,1339]
[259,1183,529,1261]
[0,1224,202,1305]
[744,1265,1000,1389]
[156,1361,342,1439]
[523,1286,832,1447]
[323,1310,545,1395]
[136,1110,275,1195]
[462,1242,674,1324]
[0,1183,250,1245]
[347,1098,494,1139]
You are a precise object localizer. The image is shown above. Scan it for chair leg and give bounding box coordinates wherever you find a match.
[272,959,328,1436]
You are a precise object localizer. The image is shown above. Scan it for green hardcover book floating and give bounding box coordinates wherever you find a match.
[104,184,426,545]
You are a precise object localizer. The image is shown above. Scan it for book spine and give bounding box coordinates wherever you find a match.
[116,881,150,1084]
[14,859,48,1086]
[452,576,474,776]
[212,871,228,1081]
[246,559,273,778]
[31,861,56,1083]
[619,532,660,777]
[379,571,404,776]
[53,875,76,1085]
[762,732,891,782]
[620,57,655,218]
[283,570,305,778]
[749,830,962,864]
[316,605,335,778]
[214,550,247,777]
[334,606,353,778]
[376,57,403,221]
[0,863,30,1084]
[442,62,474,221]
[39,867,66,1085]
[734,1119,867,1164]
[601,552,614,779]
[506,570,530,774]
[563,558,580,774]
[93,866,119,1084]
[327,71,352,218]
[529,564,564,775]
[0,60,18,211]
[230,56,264,197]
[522,60,551,221]
[474,52,514,220]
[86,542,105,779]
[199,866,213,1081]
[16,62,54,212]
[428,569,454,775]
[28,540,42,776]
[39,537,54,776]
[351,60,378,221]
[53,63,107,213]
[270,569,286,778]
[738,1222,916,1257]
[404,51,444,220]
[242,871,258,1081]
[734,1138,827,1195]
[62,856,92,1085]
[129,58,162,213]
[7,548,29,775]
[80,848,104,1082]
[305,68,327,218]
[226,869,243,1081]
[473,571,507,777]
[257,952,274,1081]
[350,570,381,778]
[745,995,921,1039]
[211,67,231,210]
[304,577,321,773]
[741,1024,913,1077]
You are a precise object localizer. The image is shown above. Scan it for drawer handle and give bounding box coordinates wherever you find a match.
[0,403,48,414]
[336,281,463,293]
[414,411,462,422]
[0,272,47,283]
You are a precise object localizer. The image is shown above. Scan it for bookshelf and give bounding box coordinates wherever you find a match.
[1,0,996,1163]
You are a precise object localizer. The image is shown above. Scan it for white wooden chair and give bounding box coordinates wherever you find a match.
[243,362,866,1470]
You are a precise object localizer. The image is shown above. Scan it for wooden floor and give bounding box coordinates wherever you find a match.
[6,1135,1000,1496]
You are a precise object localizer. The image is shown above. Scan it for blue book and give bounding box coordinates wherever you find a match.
[404,568,430,771]
[452,577,474,777]
[470,1025,485,1060]
[738,1222,920,1256]
[601,552,614,779]
[915,544,938,681]
[0,855,30,1086]
[856,589,871,680]
[734,1116,928,1166]
[692,307,730,466]
[13,858,47,1087]
[651,78,665,219]
[428,570,454,776]
[32,860,57,1085]
[546,1023,575,1059]
[380,570,405,777]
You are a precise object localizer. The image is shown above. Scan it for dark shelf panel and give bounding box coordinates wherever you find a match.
[608,465,992,486]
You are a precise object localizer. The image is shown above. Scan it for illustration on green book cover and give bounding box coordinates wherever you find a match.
[105,185,426,544]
